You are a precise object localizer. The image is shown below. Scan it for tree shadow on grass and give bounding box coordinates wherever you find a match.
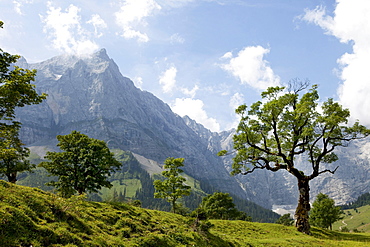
[312,227,370,242]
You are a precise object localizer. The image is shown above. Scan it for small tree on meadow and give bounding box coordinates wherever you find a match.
[39,131,121,197]
[153,157,191,213]
[310,193,343,230]
[276,213,294,226]
[196,192,250,220]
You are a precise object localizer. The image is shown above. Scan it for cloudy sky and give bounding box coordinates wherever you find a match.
[1,0,369,132]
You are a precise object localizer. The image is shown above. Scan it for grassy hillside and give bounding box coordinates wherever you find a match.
[14,148,279,222]
[2,181,370,246]
[333,205,370,232]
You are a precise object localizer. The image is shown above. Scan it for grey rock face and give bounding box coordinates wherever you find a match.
[197,121,370,208]
[16,49,248,201]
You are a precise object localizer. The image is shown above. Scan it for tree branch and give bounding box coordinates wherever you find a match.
[317,166,339,176]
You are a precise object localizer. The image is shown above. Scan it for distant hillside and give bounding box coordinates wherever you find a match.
[13,148,279,223]
[333,205,370,232]
[2,180,370,247]
[341,192,370,210]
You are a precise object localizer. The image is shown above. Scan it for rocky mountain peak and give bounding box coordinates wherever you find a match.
[15,49,250,202]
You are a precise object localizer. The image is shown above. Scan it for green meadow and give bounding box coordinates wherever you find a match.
[2,180,370,246]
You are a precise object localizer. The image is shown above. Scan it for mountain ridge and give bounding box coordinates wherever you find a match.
[15,49,250,203]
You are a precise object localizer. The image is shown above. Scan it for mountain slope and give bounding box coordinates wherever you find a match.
[2,180,370,247]
[15,49,248,201]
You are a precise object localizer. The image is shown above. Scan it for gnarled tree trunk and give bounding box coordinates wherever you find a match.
[295,178,311,234]
[6,172,17,183]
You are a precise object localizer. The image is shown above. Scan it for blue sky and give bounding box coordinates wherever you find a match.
[1,0,369,132]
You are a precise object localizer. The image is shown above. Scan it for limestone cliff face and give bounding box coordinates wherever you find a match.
[16,49,248,201]
[183,116,296,208]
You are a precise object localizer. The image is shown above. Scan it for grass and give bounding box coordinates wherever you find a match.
[333,205,370,232]
[2,180,370,246]
[99,179,141,201]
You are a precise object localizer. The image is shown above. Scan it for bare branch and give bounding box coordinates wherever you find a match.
[317,166,339,176]
[287,78,310,94]
[241,166,264,175]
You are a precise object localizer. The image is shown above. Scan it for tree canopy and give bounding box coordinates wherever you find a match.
[39,131,121,197]
[196,192,250,220]
[310,193,343,230]
[0,21,47,182]
[153,157,191,213]
[219,81,370,234]
[276,213,294,226]
[0,125,34,183]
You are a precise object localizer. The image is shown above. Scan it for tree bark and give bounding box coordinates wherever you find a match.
[295,178,311,234]
[7,172,17,183]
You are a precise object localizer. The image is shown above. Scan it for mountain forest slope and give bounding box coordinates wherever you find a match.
[13,149,279,223]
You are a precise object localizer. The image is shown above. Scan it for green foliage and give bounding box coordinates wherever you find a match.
[220,81,370,234]
[153,157,191,213]
[39,131,121,197]
[276,213,294,226]
[0,51,47,124]
[225,83,369,178]
[0,25,46,183]
[195,192,251,220]
[310,193,343,230]
[0,125,34,183]
[2,180,370,246]
[342,192,370,210]
[15,149,277,222]
[333,204,370,232]
[199,180,279,223]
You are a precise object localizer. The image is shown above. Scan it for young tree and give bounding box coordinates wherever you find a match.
[310,193,343,230]
[196,192,249,220]
[39,131,121,197]
[0,125,34,183]
[153,157,191,213]
[276,213,294,226]
[219,82,370,234]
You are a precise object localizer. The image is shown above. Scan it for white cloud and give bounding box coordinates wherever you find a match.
[221,51,233,59]
[159,66,177,93]
[156,0,195,8]
[302,1,370,125]
[181,85,199,98]
[115,0,161,42]
[229,92,244,109]
[133,76,144,89]
[87,14,107,38]
[170,33,185,44]
[171,98,220,132]
[41,2,99,55]
[13,0,33,15]
[220,46,280,90]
